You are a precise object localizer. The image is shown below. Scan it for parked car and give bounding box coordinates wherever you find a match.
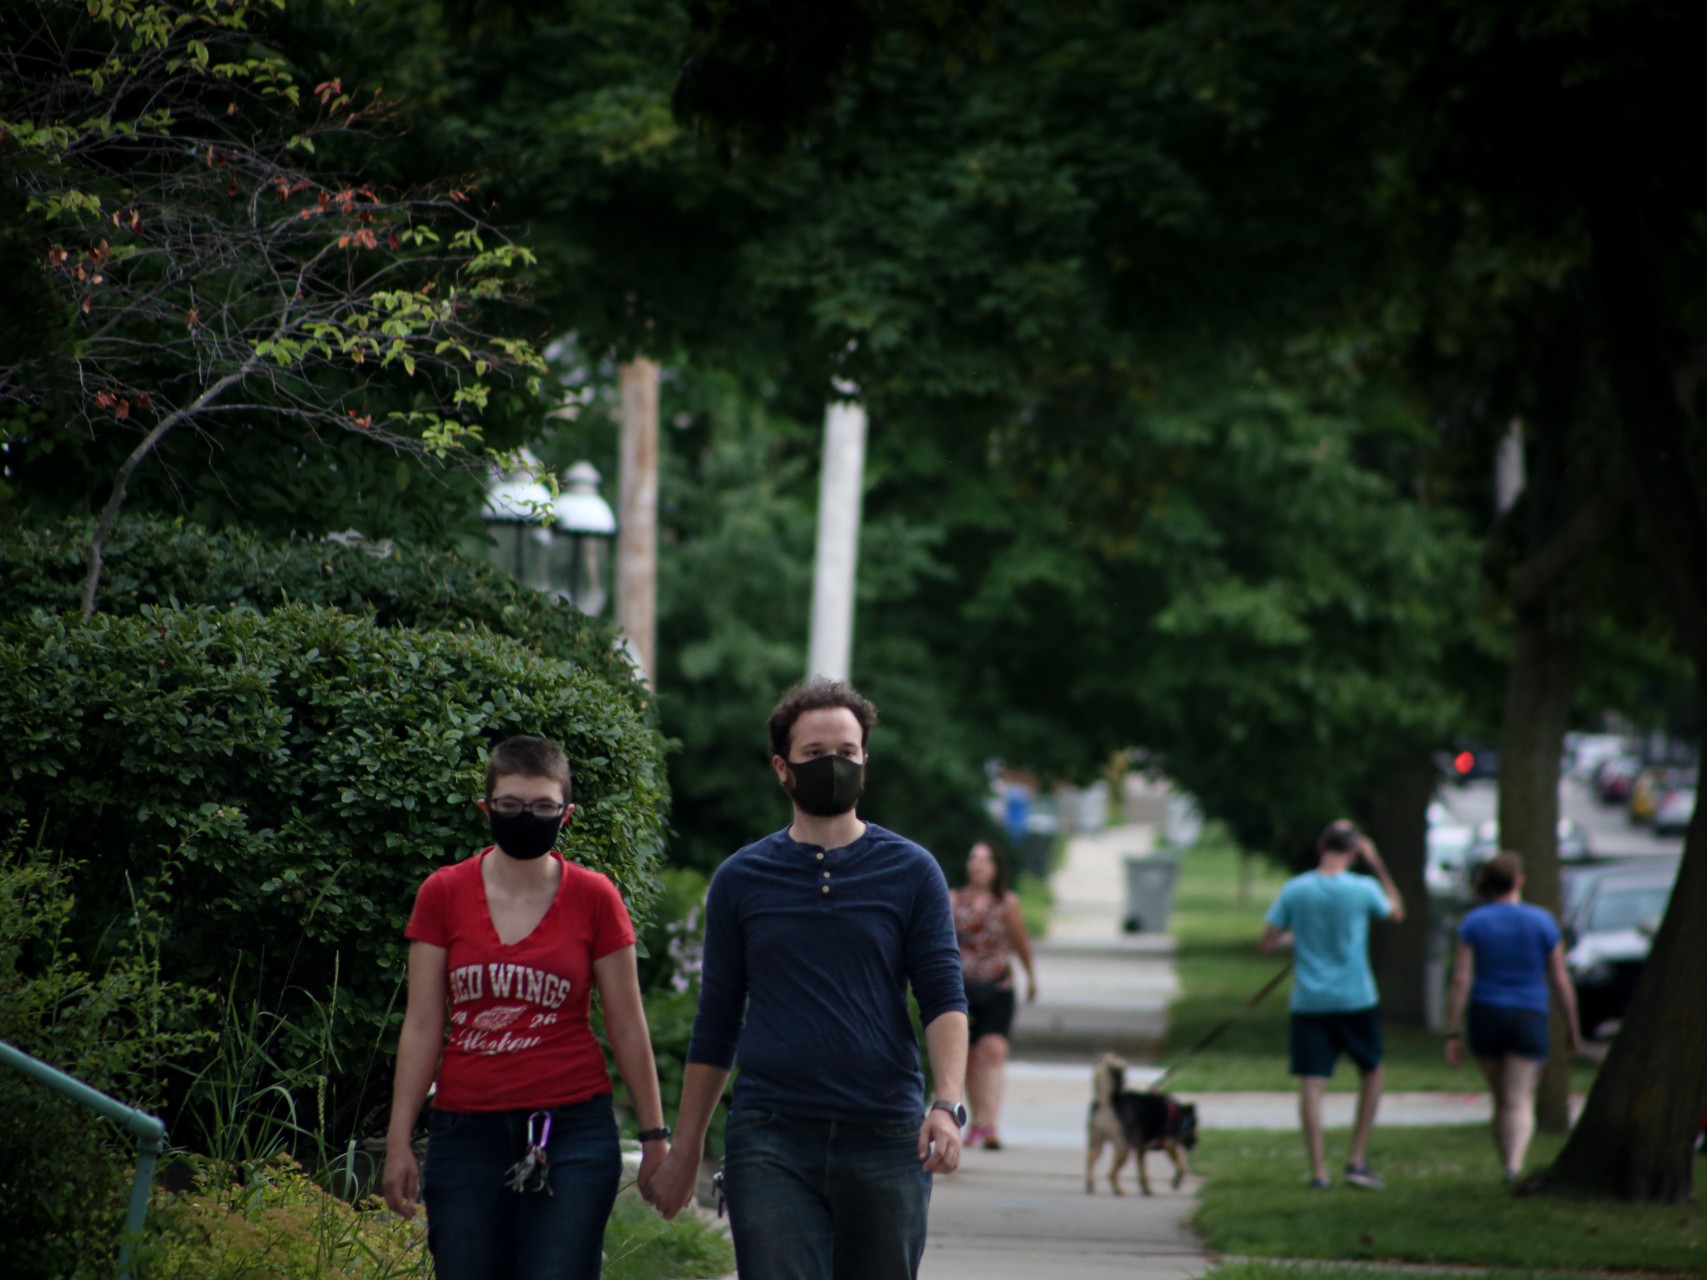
[1652,786,1696,838]
[1565,869,1676,1038]
[1593,754,1643,805]
[1561,855,1680,930]
[1566,733,1637,781]
[1629,766,1693,825]
[1426,822,1475,897]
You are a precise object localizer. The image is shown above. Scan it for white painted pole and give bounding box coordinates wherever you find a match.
[617,358,659,685]
[807,393,867,681]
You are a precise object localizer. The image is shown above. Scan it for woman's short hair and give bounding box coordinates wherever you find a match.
[1473,851,1522,900]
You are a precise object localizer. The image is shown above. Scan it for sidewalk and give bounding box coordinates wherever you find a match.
[921,817,1203,1280]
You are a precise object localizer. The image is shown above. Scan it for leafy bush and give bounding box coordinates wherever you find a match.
[0,836,211,1280]
[0,603,668,1128]
[140,1155,429,1280]
[0,516,644,713]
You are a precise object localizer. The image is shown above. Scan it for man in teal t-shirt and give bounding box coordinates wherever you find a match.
[1261,820,1404,1191]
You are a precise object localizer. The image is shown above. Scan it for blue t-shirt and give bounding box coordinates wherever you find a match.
[1457,901,1559,1014]
[687,823,967,1125]
[1266,870,1392,1013]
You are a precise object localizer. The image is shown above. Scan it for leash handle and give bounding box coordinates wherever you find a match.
[1149,960,1292,1092]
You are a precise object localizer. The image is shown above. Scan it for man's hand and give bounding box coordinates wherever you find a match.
[381,1143,419,1219]
[648,1144,702,1220]
[918,1108,962,1173]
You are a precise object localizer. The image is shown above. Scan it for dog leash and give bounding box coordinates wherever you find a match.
[1146,960,1293,1092]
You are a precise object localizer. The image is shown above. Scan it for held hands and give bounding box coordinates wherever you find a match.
[635,1140,668,1209]
[918,1108,962,1173]
[382,1144,420,1219]
[646,1144,701,1220]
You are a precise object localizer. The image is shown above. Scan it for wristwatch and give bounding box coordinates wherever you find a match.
[930,1099,969,1128]
[636,1126,671,1142]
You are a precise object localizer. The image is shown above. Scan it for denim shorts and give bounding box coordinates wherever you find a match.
[1289,1006,1383,1077]
[421,1094,621,1280]
[1468,1001,1550,1062]
[722,1108,931,1280]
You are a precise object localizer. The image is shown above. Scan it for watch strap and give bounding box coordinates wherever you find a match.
[930,1100,967,1127]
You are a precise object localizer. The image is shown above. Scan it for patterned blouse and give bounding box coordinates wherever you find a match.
[951,888,1015,987]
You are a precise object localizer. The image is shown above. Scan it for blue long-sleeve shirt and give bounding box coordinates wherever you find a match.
[687,823,968,1124]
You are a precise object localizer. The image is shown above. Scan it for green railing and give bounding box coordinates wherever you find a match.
[0,1038,168,1280]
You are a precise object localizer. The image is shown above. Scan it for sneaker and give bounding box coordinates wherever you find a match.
[1343,1162,1385,1190]
[1307,1177,1332,1190]
[982,1130,1003,1150]
[964,1124,989,1147]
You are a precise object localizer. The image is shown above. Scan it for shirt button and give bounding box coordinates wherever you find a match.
[816,852,825,861]
[821,885,830,894]
[823,871,831,879]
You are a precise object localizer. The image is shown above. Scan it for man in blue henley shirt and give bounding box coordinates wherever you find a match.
[1261,819,1404,1191]
[646,677,969,1280]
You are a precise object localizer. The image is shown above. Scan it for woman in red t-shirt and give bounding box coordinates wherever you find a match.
[382,737,669,1280]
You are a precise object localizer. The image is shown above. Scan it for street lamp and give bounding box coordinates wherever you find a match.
[482,453,616,615]
[552,460,616,616]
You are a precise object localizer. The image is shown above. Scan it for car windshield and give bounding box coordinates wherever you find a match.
[1585,883,1672,934]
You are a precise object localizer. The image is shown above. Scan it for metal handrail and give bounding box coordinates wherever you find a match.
[0,1037,168,1280]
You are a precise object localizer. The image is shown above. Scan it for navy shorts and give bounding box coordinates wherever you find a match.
[964,981,1016,1042]
[1468,1002,1549,1062]
[1289,1007,1382,1077]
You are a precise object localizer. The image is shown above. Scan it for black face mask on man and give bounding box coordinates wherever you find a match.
[785,754,865,817]
[488,810,562,861]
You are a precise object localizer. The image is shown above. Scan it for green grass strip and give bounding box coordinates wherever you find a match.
[1194,1125,1707,1274]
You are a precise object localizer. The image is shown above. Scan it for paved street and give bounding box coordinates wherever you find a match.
[1441,776,1685,860]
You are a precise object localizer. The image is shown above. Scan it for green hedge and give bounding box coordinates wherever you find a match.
[0,602,667,1122]
[0,516,644,711]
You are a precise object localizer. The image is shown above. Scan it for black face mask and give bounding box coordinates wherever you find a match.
[785,754,865,817]
[488,811,561,861]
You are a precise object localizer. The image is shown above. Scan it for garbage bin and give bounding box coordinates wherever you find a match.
[1122,851,1179,934]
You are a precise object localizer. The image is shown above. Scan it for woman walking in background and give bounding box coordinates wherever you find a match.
[952,841,1037,1150]
[1444,851,1582,1182]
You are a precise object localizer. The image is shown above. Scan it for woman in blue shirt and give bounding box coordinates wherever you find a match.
[1443,852,1582,1182]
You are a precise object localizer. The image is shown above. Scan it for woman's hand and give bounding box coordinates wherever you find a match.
[382,1143,420,1218]
[636,1140,669,1206]
[1026,973,1039,1004]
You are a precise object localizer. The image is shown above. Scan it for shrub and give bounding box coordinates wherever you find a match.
[0,516,645,714]
[0,835,211,1280]
[0,603,668,1129]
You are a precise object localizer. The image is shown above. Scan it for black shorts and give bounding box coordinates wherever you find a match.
[964,981,1016,1042]
[1289,1007,1382,1077]
[1468,1002,1549,1062]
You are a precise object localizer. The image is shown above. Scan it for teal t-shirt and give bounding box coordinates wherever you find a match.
[1266,870,1392,1013]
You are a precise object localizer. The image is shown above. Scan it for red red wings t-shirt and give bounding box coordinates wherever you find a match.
[405,850,636,1112]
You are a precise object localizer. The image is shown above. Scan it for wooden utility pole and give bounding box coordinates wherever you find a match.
[617,358,659,685]
[807,392,867,681]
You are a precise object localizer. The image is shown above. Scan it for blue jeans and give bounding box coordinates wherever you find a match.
[422,1094,621,1280]
[722,1108,931,1280]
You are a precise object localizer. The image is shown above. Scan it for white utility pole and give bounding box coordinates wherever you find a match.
[617,358,659,685]
[807,389,867,681]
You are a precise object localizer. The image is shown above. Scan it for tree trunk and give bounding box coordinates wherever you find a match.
[1536,149,1707,1201]
[1363,755,1436,1029]
[1497,600,1578,1131]
[1538,739,1707,1201]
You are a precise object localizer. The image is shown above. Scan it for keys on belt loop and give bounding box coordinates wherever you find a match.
[503,1110,553,1195]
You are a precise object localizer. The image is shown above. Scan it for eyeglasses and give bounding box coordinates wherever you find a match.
[489,798,568,820]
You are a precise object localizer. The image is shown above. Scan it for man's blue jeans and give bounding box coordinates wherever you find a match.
[722,1108,931,1280]
[421,1094,621,1280]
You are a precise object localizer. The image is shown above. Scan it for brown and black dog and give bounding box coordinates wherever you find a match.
[1085,1053,1198,1196]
